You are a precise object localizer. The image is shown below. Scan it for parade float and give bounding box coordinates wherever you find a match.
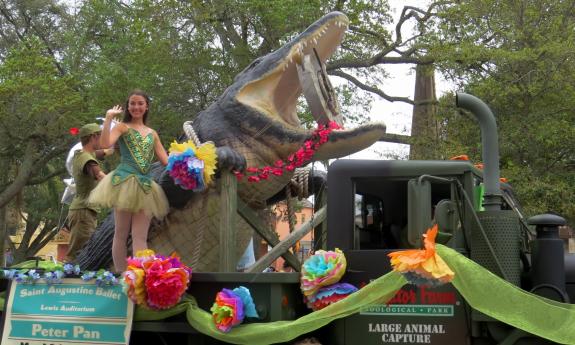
[1,11,574,345]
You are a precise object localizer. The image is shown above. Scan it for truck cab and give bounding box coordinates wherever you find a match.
[321,157,573,344]
[324,159,483,345]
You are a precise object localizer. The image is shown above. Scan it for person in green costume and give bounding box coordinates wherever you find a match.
[66,123,113,261]
[89,90,169,272]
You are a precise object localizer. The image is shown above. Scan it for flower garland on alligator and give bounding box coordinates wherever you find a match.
[234,121,342,182]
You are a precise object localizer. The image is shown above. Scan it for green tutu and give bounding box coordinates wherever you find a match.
[89,172,169,219]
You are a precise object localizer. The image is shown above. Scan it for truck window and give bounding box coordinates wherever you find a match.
[353,178,409,250]
[353,177,456,250]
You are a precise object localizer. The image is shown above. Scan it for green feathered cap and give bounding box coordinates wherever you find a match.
[79,123,101,138]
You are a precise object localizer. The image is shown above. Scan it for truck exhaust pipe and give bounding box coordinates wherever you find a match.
[456,93,521,287]
[455,92,502,211]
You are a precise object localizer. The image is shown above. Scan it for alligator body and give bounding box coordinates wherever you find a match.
[77,12,386,271]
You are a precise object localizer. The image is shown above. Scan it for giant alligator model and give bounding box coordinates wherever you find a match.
[77,12,386,271]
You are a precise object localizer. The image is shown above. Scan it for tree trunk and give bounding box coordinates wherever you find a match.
[409,64,439,160]
[0,206,5,266]
[0,161,7,266]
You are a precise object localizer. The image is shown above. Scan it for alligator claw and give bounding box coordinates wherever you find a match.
[216,146,246,174]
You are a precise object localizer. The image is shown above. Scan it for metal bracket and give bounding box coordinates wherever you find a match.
[296,49,343,126]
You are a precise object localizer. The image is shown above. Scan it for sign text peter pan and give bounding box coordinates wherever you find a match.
[1,278,133,345]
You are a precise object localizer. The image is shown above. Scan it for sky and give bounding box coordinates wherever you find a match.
[337,0,454,160]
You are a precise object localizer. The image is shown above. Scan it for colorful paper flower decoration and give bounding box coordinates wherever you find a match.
[300,248,347,297]
[234,121,342,182]
[167,140,217,191]
[304,282,358,311]
[123,249,192,310]
[210,286,259,333]
[388,224,454,287]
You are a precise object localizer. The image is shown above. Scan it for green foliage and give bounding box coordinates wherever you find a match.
[0,36,85,255]
[429,1,575,223]
[0,38,85,150]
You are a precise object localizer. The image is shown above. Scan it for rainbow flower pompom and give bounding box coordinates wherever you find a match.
[167,140,217,191]
[123,250,192,310]
[211,286,258,333]
[304,282,358,311]
[300,248,347,297]
[388,225,454,287]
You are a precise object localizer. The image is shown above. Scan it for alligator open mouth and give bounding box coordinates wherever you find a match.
[236,12,349,128]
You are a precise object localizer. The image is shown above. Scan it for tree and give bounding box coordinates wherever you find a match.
[0,38,86,208]
[0,0,70,74]
[66,0,442,131]
[0,38,87,262]
[426,1,575,222]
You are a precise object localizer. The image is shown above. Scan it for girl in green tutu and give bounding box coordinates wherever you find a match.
[89,90,169,272]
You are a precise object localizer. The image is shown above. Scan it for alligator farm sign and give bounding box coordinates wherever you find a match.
[327,284,468,345]
[1,278,133,345]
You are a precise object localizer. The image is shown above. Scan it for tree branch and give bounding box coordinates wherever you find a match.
[328,55,431,70]
[28,221,59,256]
[27,167,67,186]
[379,133,411,145]
[0,141,38,209]
[329,69,415,104]
[0,4,26,43]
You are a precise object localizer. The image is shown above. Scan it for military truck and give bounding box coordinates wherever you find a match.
[318,93,573,345]
[130,93,574,345]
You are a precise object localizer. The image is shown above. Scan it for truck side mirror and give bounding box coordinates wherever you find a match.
[407,179,432,247]
[435,199,457,244]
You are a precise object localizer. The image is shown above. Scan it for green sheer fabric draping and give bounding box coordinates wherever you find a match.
[437,245,575,344]
[134,272,405,344]
[134,245,575,344]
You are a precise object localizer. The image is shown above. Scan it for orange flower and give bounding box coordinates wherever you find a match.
[388,225,454,286]
[450,155,469,161]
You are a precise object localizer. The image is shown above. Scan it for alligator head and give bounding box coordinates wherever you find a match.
[192,11,386,205]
